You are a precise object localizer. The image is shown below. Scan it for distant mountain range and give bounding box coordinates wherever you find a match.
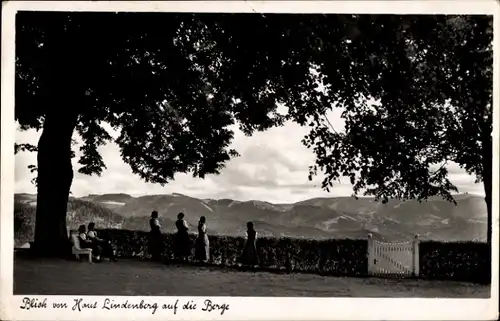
[14,192,487,242]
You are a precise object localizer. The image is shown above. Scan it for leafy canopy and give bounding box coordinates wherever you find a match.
[16,13,492,203]
[301,15,492,203]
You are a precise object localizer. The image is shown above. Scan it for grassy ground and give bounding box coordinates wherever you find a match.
[14,254,490,298]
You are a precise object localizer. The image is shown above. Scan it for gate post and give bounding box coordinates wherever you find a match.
[412,234,420,277]
[367,233,374,275]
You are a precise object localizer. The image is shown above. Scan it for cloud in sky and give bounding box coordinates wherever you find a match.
[14,108,485,204]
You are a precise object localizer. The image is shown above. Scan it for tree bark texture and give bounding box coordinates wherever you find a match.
[32,41,81,256]
[31,24,84,257]
[33,107,78,257]
[482,134,493,246]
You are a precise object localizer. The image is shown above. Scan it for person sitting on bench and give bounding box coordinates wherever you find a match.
[87,222,117,262]
[78,224,102,262]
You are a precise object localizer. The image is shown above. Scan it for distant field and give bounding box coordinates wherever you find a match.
[14,255,490,298]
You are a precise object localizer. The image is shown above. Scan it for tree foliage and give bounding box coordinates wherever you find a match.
[16,12,318,183]
[16,13,492,235]
[300,15,493,205]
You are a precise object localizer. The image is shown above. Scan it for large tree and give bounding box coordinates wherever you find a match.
[15,12,493,256]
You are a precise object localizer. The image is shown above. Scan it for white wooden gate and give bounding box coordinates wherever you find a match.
[367,234,419,278]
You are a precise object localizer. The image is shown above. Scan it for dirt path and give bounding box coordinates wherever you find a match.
[14,256,490,298]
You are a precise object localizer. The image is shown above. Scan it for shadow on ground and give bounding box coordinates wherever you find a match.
[13,253,490,298]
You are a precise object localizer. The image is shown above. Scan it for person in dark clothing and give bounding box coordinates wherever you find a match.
[77,224,102,262]
[87,222,117,262]
[148,211,163,261]
[174,212,191,261]
[240,221,259,267]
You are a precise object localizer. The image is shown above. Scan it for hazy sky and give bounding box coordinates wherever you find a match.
[14,106,484,204]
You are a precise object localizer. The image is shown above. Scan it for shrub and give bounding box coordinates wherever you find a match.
[419,241,491,284]
[14,202,36,247]
[96,228,369,277]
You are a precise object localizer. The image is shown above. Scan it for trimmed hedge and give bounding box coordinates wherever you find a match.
[96,228,368,277]
[95,229,491,283]
[419,241,491,284]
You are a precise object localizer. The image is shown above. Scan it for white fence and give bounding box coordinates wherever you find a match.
[367,234,420,278]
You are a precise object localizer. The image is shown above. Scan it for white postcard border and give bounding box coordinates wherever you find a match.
[1,1,499,320]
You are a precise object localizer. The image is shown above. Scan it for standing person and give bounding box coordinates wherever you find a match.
[148,211,163,261]
[77,224,102,262]
[240,221,259,267]
[194,216,210,263]
[87,222,117,262]
[174,212,191,262]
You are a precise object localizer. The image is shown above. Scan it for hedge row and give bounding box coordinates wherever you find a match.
[96,228,368,277]
[83,229,491,284]
[419,241,491,284]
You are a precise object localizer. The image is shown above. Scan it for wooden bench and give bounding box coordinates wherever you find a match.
[70,232,93,263]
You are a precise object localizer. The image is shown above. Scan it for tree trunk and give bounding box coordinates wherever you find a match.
[30,17,85,257]
[482,134,492,245]
[32,108,78,257]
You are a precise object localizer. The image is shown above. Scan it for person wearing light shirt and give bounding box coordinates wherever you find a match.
[194,216,210,263]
